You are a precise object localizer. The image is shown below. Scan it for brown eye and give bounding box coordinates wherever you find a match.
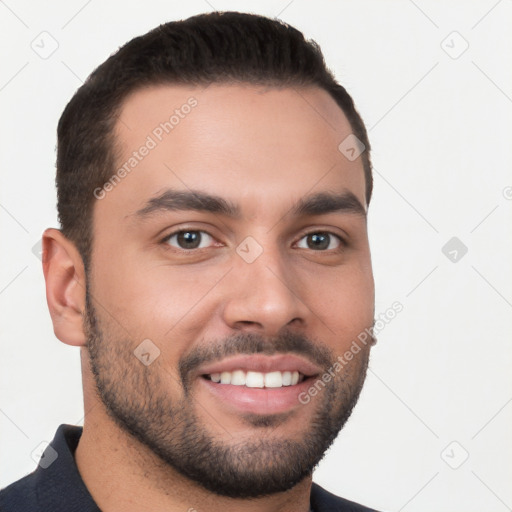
[296,232,341,251]
[165,230,214,250]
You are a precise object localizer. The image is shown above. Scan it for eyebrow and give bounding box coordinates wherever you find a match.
[291,191,366,218]
[132,188,366,220]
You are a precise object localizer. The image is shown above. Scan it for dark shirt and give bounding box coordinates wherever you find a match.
[0,424,379,511]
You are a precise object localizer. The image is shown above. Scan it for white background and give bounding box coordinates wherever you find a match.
[1,1,511,511]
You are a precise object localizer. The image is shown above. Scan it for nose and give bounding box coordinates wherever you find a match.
[221,246,310,336]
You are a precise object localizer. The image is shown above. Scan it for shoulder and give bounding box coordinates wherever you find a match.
[311,482,381,512]
[0,424,100,512]
[0,471,39,511]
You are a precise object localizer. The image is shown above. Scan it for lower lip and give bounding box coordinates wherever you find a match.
[198,376,315,415]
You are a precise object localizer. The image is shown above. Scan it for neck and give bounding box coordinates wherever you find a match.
[75,393,312,512]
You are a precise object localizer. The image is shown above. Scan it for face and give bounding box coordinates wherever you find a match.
[84,84,375,498]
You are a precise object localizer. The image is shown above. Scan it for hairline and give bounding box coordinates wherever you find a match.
[109,80,369,195]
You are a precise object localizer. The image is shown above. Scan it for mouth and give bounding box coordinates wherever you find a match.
[203,370,306,388]
[195,354,321,415]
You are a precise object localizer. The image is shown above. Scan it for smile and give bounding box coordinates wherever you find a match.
[195,354,322,415]
[204,370,305,388]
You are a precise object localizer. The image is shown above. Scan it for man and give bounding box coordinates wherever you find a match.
[0,11,380,512]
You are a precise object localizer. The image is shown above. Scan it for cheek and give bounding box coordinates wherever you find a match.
[306,262,374,341]
[90,252,229,346]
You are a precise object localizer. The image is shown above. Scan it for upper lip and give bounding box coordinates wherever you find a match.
[196,354,322,378]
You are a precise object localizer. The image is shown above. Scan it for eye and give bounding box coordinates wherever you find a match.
[164,230,216,250]
[296,232,342,251]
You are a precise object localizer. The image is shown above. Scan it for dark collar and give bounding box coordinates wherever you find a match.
[0,424,101,512]
[32,425,101,511]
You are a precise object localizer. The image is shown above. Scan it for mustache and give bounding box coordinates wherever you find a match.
[179,330,333,386]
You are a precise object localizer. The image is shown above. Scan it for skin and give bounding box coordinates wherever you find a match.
[42,84,375,512]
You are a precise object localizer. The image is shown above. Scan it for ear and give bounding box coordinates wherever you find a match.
[42,228,87,347]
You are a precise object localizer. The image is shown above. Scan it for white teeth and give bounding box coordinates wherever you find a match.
[231,370,246,386]
[264,371,282,388]
[246,371,264,388]
[207,370,305,388]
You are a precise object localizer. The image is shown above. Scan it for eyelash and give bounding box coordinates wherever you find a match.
[161,229,346,253]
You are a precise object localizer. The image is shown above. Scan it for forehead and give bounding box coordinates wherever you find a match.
[104,83,366,221]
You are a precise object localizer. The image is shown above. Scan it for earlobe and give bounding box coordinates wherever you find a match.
[42,228,87,347]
